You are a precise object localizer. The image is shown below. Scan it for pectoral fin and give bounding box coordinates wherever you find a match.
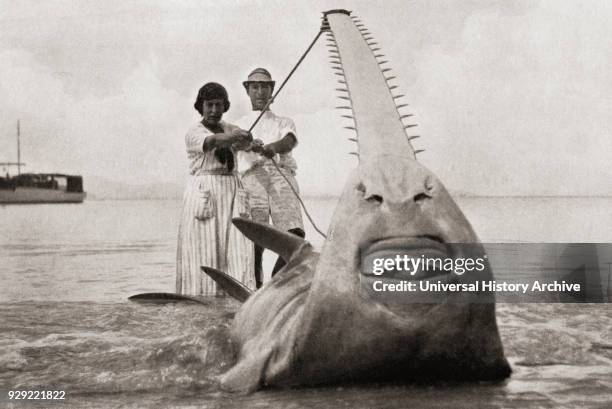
[219,344,275,393]
[201,266,253,302]
[128,292,210,305]
[232,217,308,261]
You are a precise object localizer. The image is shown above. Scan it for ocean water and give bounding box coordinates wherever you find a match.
[1,197,611,408]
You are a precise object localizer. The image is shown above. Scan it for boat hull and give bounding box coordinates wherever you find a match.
[0,187,86,204]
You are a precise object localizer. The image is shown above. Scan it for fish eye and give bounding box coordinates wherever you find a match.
[366,194,383,204]
[356,182,382,204]
[425,177,435,193]
[414,192,430,202]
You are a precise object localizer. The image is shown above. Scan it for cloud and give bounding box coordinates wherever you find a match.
[408,0,612,195]
[1,0,611,196]
[0,48,192,183]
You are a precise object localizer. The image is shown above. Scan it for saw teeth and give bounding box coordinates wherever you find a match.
[327,11,424,159]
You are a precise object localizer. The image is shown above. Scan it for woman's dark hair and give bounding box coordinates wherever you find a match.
[194,82,230,115]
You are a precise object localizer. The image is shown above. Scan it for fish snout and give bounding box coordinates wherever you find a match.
[360,157,440,212]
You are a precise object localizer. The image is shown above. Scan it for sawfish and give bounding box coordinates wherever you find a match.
[203,9,511,392]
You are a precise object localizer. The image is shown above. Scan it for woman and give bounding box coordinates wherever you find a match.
[176,82,255,296]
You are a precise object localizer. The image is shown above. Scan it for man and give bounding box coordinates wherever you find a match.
[236,68,304,288]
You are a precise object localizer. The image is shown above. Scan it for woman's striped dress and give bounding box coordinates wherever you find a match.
[176,121,255,296]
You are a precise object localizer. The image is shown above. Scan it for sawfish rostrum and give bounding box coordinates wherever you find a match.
[206,9,511,391]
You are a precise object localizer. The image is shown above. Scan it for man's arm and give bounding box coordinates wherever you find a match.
[261,132,297,157]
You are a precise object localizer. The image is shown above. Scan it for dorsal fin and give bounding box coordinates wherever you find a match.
[232,217,308,262]
[201,266,253,302]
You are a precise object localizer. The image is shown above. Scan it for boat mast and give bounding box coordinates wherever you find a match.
[0,120,25,176]
[17,120,21,176]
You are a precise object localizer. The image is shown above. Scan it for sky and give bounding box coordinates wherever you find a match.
[1,0,610,196]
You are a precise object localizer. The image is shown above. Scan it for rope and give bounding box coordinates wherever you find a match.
[247,28,325,134]
[246,27,329,239]
[270,159,327,239]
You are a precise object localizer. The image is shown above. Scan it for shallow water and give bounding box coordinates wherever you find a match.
[1,302,610,408]
[1,198,611,408]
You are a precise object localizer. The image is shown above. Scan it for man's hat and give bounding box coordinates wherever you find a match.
[242,68,276,89]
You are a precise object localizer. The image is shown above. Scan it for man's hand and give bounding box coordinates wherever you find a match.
[249,138,265,153]
[260,144,276,158]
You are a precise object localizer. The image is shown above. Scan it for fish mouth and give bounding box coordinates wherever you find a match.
[360,236,452,281]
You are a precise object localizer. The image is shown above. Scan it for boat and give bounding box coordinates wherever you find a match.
[0,121,86,204]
